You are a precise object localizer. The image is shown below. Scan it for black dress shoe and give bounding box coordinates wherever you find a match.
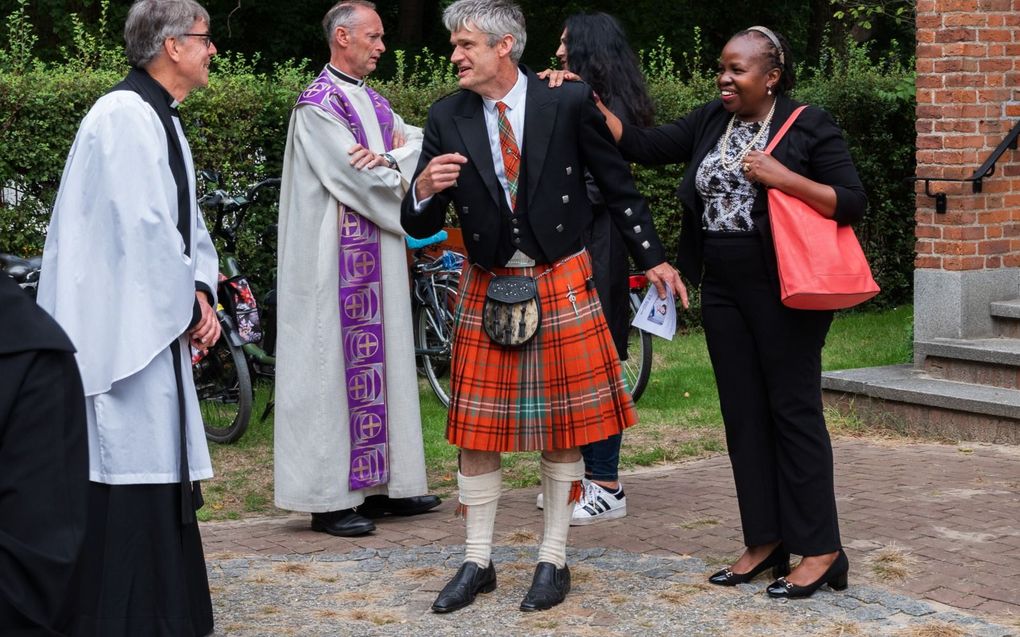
[520,562,571,612]
[709,543,790,586]
[767,549,849,599]
[431,561,497,613]
[310,509,375,537]
[356,494,442,518]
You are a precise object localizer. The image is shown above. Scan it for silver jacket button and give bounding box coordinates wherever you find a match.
[562,195,570,204]
[555,224,564,232]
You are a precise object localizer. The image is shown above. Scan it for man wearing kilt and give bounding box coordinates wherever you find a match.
[401,0,687,613]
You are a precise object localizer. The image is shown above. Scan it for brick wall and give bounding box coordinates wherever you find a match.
[914,0,1020,271]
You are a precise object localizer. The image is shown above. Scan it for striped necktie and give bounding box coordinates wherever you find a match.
[495,101,520,209]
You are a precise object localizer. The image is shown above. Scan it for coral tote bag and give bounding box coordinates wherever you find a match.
[763,106,880,310]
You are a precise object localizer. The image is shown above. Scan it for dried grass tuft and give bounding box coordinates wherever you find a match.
[675,517,721,530]
[658,583,711,605]
[336,590,379,603]
[344,609,400,625]
[400,566,441,580]
[275,562,309,575]
[569,566,595,586]
[865,544,916,582]
[502,528,539,544]
[726,609,784,631]
[894,622,968,637]
[818,620,863,637]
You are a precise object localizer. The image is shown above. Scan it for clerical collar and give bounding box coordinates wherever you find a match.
[326,64,366,87]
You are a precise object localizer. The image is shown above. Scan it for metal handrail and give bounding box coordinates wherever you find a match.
[907,119,1020,214]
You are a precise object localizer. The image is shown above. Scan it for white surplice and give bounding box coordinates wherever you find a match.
[37,90,216,484]
[274,72,428,512]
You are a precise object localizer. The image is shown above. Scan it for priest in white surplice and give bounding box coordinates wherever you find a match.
[36,1,219,634]
[275,0,440,537]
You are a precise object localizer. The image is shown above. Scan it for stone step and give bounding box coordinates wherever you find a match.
[990,299,1020,337]
[916,337,1020,388]
[821,364,1020,443]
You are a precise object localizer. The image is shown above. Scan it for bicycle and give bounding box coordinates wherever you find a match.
[624,273,654,402]
[406,231,464,408]
[193,171,281,443]
[0,253,41,298]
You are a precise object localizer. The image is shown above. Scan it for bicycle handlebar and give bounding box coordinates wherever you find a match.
[405,230,448,250]
[199,177,281,246]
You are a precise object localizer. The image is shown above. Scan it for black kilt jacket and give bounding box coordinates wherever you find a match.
[400,66,666,271]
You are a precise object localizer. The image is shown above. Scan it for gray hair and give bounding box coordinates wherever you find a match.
[124,0,210,68]
[322,1,377,45]
[443,0,526,63]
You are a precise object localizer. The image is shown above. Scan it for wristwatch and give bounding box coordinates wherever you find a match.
[380,153,397,169]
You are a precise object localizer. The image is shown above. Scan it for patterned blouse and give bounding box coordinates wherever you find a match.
[695,119,772,231]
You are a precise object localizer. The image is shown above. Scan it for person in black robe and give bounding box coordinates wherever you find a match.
[0,274,88,636]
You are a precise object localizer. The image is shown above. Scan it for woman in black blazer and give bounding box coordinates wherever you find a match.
[603,26,866,598]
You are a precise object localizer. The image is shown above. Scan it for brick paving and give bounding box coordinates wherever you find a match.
[202,437,1020,626]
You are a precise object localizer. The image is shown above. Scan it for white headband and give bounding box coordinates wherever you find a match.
[747,25,785,66]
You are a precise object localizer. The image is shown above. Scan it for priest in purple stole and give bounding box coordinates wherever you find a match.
[274,0,440,536]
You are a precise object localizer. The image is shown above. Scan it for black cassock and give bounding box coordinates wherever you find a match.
[0,274,88,636]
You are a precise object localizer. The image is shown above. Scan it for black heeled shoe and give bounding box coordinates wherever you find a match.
[767,549,849,599]
[708,544,790,586]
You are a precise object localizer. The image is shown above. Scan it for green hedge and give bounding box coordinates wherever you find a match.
[1,37,915,312]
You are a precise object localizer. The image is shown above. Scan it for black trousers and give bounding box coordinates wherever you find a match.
[701,233,840,556]
[67,483,214,637]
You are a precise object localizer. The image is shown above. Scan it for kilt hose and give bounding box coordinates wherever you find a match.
[447,249,637,452]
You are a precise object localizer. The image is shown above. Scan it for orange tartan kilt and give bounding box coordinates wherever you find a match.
[446,249,637,452]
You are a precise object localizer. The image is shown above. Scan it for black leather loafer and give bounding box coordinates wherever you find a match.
[356,494,442,518]
[431,561,497,613]
[310,509,375,537]
[520,562,571,612]
[767,549,849,599]
[708,543,790,586]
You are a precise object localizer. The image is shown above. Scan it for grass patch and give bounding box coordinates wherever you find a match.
[202,306,914,520]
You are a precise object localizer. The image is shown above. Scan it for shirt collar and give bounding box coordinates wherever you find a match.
[326,64,366,87]
[482,68,527,114]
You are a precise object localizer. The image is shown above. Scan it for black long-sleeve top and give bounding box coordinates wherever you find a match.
[617,94,867,287]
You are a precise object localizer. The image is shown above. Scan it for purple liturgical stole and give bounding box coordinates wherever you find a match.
[296,69,396,491]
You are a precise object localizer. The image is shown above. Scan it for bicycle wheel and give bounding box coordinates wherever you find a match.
[415,284,457,408]
[623,291,653,402]
[194,331,253,444]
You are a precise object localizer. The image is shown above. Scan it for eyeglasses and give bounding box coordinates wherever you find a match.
[179,32,213,48]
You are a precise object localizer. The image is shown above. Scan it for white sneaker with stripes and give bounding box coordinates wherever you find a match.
[570,480,627,526]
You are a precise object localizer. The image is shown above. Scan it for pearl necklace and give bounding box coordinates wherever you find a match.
[718,98,777,172]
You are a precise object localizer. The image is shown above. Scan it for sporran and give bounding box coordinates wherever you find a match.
[482,275,541,347]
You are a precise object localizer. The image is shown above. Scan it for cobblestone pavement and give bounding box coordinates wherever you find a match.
[202,438,1020,635]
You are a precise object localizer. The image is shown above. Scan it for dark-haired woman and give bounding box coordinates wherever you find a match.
[538,12,656,525]
[600,26,866,598]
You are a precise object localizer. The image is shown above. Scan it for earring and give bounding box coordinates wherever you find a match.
[767,86,773,96]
